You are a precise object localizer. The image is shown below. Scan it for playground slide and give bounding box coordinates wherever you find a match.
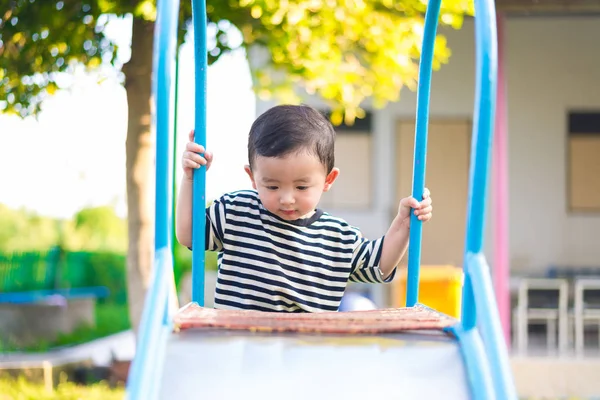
[125,0,517,398]
[158,329,469,400]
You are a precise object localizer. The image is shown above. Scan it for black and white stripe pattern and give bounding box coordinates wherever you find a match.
[205,190,394,313]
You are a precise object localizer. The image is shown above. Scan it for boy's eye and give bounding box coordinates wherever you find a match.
[297,186,309,191]
[266,186,278,190]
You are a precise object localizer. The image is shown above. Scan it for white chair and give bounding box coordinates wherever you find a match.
[513,278,569,355]
[574,278,600,357]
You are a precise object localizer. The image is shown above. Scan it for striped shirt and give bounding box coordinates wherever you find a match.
[204,190,395,313]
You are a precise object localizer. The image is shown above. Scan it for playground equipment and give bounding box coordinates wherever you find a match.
[391,265,464,318]
[125,0,517,398]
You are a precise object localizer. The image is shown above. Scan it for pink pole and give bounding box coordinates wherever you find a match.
[493,12,510,347]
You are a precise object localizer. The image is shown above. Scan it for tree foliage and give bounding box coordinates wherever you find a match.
[73,206,128,251]
[0,0,186,116]
[2,1,116,116]
[0,203,127,252]
[0,204,61,251]
[209,0,474,124]
[2,0,473,123]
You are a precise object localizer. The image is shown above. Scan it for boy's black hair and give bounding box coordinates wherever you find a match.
[247,104,336,173]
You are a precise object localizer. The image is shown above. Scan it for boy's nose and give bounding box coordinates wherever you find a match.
[280,192,295,205]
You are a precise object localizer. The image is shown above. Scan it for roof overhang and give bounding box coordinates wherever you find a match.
[495,0,600,15]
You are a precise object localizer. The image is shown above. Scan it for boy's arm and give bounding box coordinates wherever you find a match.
[379,189,433,279]
[176,132,213,248]
[175,177,194,248]
[176,177,225,252]
[379,217,410,279]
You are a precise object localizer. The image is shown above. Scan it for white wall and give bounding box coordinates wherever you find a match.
[505,17,600,272]
[381,16,600,273]
[254,15,600,275]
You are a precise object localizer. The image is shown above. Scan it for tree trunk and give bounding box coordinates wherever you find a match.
[122,17,155,336]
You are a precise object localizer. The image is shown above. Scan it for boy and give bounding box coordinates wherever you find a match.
[176,104,432,313]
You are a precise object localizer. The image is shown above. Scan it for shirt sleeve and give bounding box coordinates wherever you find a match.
[204,197,226,251]
[349,232,396,284]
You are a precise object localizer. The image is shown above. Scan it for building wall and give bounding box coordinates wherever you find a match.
[255,15,600,276]
[504,16,600,272]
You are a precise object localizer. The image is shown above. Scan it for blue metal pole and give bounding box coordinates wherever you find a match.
[153,0,179,253]
[406,0,441,307]
[460,2,517,397]
[126,0,179,397]
[461,0,499,329]
[191,0,207,306]
[467,253,517,399]
[171,48,180,275]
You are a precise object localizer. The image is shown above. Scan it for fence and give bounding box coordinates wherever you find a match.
[0,246,219,305]
[0,248,128,304]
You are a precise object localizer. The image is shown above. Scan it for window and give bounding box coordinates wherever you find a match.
[567,111,600,212]
[396,119,471,266]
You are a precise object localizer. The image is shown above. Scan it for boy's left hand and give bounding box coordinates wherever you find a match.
[397,188,433,230]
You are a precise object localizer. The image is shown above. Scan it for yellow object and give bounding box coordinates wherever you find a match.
[391,265,464,319]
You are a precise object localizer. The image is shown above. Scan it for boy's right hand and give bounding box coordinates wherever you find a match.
[182,129,213,181]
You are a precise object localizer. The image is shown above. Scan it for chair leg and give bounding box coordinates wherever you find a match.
[568,314,574,350]
[518,312,528,355]
[559,314,568,355]
[512,312,519,352]
[575,313,584,357]
[598,322,600,351]
[575,282,584,357]
[547,318,556,354]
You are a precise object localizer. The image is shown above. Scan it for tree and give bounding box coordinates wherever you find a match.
[72,206,128,251]
[0,204,61,252]
[1,0,473,332]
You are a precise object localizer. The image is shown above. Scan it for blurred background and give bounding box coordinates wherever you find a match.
[1,0,599,399]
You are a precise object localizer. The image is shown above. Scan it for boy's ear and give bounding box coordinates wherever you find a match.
[323,168,340,192]
[244,165,257,190]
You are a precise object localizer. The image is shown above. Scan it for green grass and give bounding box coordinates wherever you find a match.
[1,302,131,353]
[0,376,124,400]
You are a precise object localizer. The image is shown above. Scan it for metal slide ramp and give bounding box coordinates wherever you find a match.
[154,303,469,400]
[158,329,469,400]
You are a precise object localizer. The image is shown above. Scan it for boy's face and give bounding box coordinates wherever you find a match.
[244,151,339,221]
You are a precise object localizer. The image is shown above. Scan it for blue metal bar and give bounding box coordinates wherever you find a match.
[406,0,441,307]
[0,286,109,303]
[456,2,517,398]
[467,252,517,399]
[445,323,495,400]
[154,1,179,251]
[171,47,180,271]
[191,0,208,306]
[461,272,477,329]
[125,0,180,397]
[461,0,498,328]
[0,286,110,304]
[126,248,176,400]
[465,0,498,254]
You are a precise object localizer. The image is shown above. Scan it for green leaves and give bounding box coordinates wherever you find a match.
[0,1,118,116]
[134,0,157,21]
[2,0,473,124]
[209,0,474,124]
[0,203,127,253]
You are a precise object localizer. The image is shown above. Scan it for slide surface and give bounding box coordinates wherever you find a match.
[158,329,469,400]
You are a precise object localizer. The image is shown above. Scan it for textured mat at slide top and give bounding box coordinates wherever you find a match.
[174,303,457,334]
